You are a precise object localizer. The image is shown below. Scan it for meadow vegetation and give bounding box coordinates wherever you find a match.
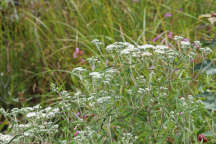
[0,0,216,143]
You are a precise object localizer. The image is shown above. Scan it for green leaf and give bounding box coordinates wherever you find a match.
[201,39,216,49]
[196,92,216,110]
[194,60,216,75]
[203,130,215,137]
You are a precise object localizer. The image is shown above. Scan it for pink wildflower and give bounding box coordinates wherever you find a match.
[73,48,84,59]
[179,112,183,115]
[73,48,79,58]
[83,115,88,120]
[79,58,85,63]
[164,12,172,18]
[168,32,173,39]
[74,131,79,137]
[152,34,161,42]
[183,38,189,42]
[76,112,81,117]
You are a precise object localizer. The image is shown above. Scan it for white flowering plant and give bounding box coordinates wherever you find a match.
[0,37,215,143]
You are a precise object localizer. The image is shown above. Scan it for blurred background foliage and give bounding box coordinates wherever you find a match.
[0,0,216,108]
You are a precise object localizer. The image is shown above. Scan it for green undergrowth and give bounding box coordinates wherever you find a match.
[0,37,216,143]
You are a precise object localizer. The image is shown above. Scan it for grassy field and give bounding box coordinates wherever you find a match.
[0,0,216,143]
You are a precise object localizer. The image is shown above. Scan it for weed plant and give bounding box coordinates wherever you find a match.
[1,0,216,143]
[0,37,215,143]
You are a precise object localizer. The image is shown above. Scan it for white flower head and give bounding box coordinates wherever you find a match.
[180,97,185,101]
[72,67,87,73]
[89,72,102,79]
[0,134,13,143]
[33,104,41,110]
[91,39,102,46]
[120,44,136,55]
[181,41,191,48]
[97,96,111,104]
[106,42,134,52]
[105,68,119,74]
[155,45,168,50]
[188,95,194,100]
[26,112,37,118]
[174,35,184,41]
[199,47,212,54]
[194,41,201,46]
[170,111,175,115]
[154,49,165,54]
[120,48,133,55]
[138,44,155,50]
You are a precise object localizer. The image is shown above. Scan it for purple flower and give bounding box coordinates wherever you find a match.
[75,48,79,53]
[73,48,79,58]
[105,59,109,65]
[76,112,81,117]
[152,34,161,42]
[168,32,173,39]
[74,131,79,137]
[73,48,84,59]
[161,39,166,44]
[79,58,85,63]
[179,112,183,115]
[83,115,88,120]
[164,12,172,18]
[183,38,189,42]
[179,8,183,11]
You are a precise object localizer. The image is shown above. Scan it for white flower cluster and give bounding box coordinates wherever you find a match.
[91,39,103,51]
[73,127,100,143]
[200,47,212,54]
[137,88,151,94]
[72,90,113,108]
[103,67,120,85]
[26,107,60,119]
[180,41,191,48]
[0,105,60,143]
[105,42,180,60]
[0,133,14,144]
[104,39,213,63]
[86,57,100,70]
[174,35,184,41]
[89,71,103,79]
[72,67,87,73]
[120,133,138,144]
[106,42,134,52]
[91,39,103,47]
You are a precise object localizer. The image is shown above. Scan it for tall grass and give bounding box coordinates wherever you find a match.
[0,0,216,110]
